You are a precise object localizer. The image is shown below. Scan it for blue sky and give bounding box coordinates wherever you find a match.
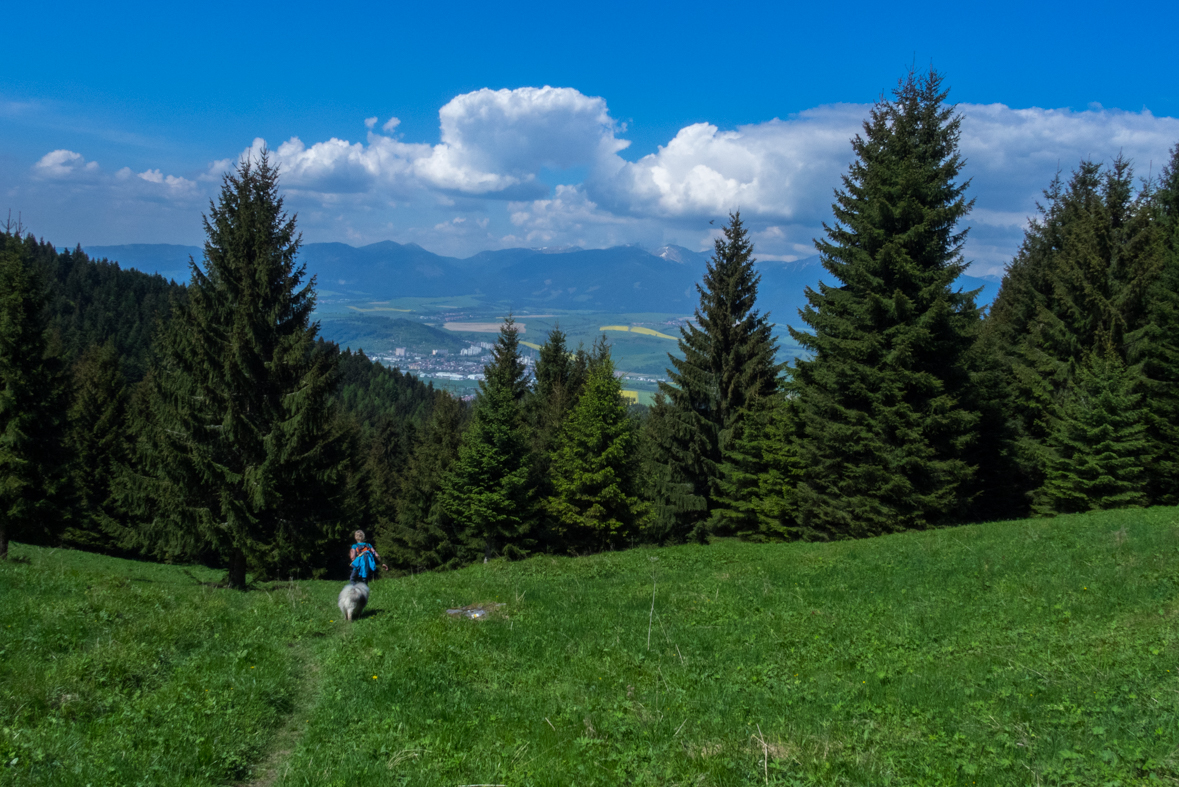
[4,0,1178,275]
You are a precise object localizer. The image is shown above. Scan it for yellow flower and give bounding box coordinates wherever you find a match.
[372,675,378,680]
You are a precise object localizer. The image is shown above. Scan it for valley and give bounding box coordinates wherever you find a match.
[85,240,999,402]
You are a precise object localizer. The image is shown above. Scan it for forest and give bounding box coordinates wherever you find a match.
[3,68,1178,586]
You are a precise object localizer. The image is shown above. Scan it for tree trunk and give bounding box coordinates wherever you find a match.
[227,548,248,589]
[0,519,7,560]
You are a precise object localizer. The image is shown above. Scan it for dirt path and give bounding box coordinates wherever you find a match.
[238,638,324,787]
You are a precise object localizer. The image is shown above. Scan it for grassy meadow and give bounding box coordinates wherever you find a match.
[2,507,1178,786]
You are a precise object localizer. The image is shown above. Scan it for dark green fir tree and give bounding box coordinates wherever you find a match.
[526,325,588,544]
[63,341,131,553]
[1130,144,1179,503]
[529,325,588,447]
[382,392,470,571]
[1033,349,1149,515]
[0,231,74,558]
[129,154,352,587]
[790,67,983,537]
[987,156,1163,506]
[441,316,535,561]
[649,211,780,542]
[545,343,647,551]
[714,389,806,541]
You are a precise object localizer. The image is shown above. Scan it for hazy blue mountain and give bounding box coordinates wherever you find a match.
[298,241,465,297]
[756,255,1001,331]
[84,244,202,283]
[86,241,1000,316]
[474,245,701,311]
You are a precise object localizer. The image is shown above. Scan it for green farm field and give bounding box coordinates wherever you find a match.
[3,507,1177,786]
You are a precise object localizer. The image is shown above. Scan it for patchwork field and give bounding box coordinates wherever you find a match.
[442,321,524,333]
[4,507,1176,785]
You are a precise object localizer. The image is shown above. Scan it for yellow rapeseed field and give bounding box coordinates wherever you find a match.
[599,325,676,340]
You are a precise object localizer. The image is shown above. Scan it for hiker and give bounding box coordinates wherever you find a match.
[349,530,389,584]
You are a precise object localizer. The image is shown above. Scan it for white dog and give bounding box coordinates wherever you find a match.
[337,582,369,622]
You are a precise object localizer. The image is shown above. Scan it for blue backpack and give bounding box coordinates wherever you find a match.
[351,543,377,580]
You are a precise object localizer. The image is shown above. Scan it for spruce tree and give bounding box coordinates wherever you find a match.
[0,232,74,558]
[1033,350,1149,514]
[63,341,131,552]
[130,154,350,587]
[1131,144,1179,503]
[441,316,535,561]
[790,68,982,537]
[526,325,588,544]
[530,325,588,444]
[545,344,646,551]
[382,392,470,571]
[987,157,1163,505]
[650,212,780,542]
[714,390,806,541]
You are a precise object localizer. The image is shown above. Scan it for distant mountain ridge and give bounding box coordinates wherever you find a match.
[84,241,1001,319]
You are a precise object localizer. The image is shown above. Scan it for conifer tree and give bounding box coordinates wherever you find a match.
[130,154,351,587]
[987,157,1163,504]
[63,341,131,552]
[382,393,470,570]
[790,68,983,536]
[650,212,780,542]
[442,316,535,561]
[545,344,646,551]
[0,232,74,558]
[714,391,806,540]
[1033,350,1149,514]
[526,325,588,543]
[530,325,588,444]
[1131,144,1179,503]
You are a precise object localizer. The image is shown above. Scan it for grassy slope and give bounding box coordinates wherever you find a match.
[2,508,1177,786]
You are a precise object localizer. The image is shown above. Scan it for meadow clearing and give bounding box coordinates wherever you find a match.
[2,507,1177,786]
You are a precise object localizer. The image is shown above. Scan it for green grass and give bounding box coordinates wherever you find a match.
[3,508,1179,785]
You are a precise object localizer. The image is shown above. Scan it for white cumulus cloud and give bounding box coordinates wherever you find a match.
[137,168,197,193]
[594,105,861,221]
[414,86,628,195]
[33,149,99,179]
[17,89,1179,268]
[250,87,629,199]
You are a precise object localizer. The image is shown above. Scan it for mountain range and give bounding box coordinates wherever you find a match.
[84,241,1002,319]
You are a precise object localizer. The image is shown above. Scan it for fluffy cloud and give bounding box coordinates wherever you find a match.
[958,104,1179,211]
[594,105,861,222]
[33,149,100,179]
[268,135,428,195]
[137,168,198,194]
[205,89,1179,261]
[258,87,628,199]
[16,88,1179,269]
[415,87,627,195]
[504,184,642,247]
[591,104,1179,224]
